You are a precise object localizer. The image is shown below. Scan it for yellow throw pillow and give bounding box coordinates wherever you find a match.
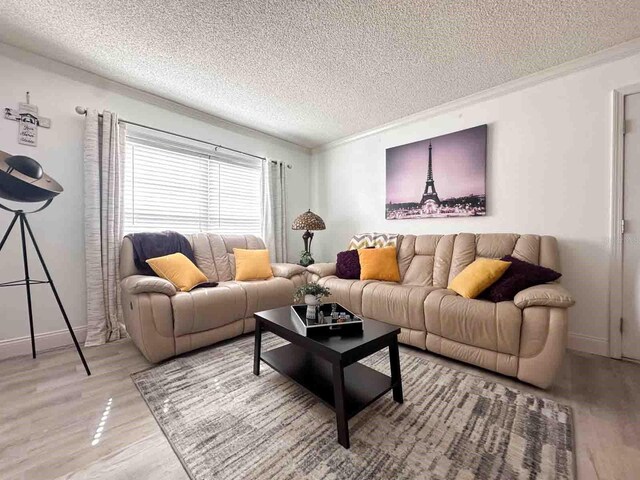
[358,246,401,282]
[234,248,273,281]
[146,253,208,292]
[448,258,512,299]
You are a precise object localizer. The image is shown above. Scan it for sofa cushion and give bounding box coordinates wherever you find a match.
[482,255,561,302]
[398,234,455,287]
[475,234,519,259]
[336,250,361,279]
[426,335,518,376]
[448,233,477,283]
[171,282,246,336]
[361,282,438,331]
[511,234,541,264]
[317,276,374,315]
[187,234,267,282]
[189,233,233,282]
[237,277,296,316]
[427,295,522,355]
[401,254,435,286]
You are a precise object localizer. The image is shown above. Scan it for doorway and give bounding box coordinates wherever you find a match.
[622,92,640,361]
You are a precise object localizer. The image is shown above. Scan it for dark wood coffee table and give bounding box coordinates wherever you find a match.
[253,306,403,449]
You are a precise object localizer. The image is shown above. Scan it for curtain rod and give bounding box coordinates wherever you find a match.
[74,106,292,168]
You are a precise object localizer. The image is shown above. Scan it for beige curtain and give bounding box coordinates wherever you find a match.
[83,110,126,346]
[261,160,288,263]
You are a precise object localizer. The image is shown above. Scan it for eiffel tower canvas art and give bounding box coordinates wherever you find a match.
[385,125,487,219]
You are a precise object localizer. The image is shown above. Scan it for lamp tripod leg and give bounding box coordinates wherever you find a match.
[0,213,20,252]
[22,215,91,376]
[18,214,36,359]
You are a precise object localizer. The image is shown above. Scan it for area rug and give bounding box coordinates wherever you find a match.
[132,334,574,479]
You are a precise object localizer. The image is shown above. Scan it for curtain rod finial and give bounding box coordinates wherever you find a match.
[75,106,87,115]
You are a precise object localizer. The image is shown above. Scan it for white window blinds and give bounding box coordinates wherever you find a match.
[123,137,262,235]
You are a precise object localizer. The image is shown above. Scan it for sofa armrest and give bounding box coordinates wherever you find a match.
[306,262,336,278]
[271,263,306,279]
[514,283,575,309]
[121,275,177,297]
[517,306,568,389]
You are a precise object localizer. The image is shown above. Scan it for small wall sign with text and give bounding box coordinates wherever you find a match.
[4,92,51,147]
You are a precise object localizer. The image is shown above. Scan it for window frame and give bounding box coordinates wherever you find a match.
[123,132,263,236]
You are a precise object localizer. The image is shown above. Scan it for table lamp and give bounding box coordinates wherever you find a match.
[291,209,325,265]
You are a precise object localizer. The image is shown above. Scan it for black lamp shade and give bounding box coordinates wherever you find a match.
[0,151,63,203]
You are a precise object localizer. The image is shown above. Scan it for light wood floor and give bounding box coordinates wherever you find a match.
[1,338,639,480]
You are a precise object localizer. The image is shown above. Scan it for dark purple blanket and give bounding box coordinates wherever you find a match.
[126,231,197,277]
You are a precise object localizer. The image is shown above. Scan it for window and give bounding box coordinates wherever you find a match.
[123,136,262,236]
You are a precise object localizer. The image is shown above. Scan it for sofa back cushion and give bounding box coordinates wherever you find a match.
[120,233,268,281]
[400,234,455,287]
[186,233,266,282]
[447,233,561,285]
[398,233,560,288]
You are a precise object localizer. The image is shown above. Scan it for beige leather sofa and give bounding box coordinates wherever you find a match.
[120,233,306,362]
[307,233,575,389]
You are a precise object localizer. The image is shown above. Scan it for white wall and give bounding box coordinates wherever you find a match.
[0,44,311,350]
[3,40,639,359]
[311,51,640,356]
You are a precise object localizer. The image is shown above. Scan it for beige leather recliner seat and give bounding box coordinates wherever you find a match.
[120,233,306,362]
[307,233,575,389]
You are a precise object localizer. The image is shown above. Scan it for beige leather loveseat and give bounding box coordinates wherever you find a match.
[120,233,306,362]
[307,233,575,388]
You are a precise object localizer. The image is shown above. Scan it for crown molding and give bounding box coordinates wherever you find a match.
[0,42,310,155]
[313,37,640,154]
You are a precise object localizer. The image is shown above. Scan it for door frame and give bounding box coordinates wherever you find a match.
[609,83,640,359]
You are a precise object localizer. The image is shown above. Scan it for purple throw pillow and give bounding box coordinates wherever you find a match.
[336,250,361,279]
[482,255,561,302]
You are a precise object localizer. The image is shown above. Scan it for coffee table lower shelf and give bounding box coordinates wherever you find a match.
[260,343,393,420]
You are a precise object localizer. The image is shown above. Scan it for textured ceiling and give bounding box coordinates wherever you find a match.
[1,1,640,148]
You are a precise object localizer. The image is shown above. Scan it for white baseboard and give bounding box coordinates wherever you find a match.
[0,325,88,360]
[0,326,611,360]
[568,332,609,356]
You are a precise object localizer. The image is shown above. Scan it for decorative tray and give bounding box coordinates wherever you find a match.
[290,303,363,337]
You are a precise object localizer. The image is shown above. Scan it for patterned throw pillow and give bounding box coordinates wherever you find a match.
[481,255,562,302]
[348,232,399,250]
[336,250,361,279]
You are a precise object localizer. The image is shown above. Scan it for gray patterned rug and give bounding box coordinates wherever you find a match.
[132,334,574,479]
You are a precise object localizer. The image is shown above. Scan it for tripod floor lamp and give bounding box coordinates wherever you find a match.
[0,150,90,376]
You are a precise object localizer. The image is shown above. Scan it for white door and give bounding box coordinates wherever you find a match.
[622,92,640,360]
